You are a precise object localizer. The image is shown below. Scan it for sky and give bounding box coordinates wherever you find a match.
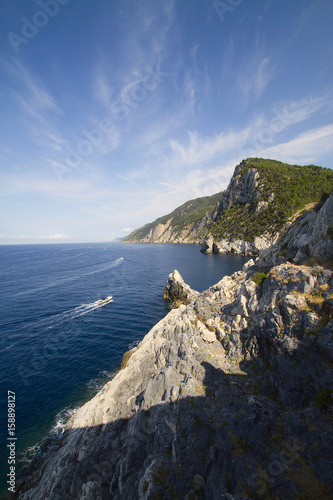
[0,0,333,244]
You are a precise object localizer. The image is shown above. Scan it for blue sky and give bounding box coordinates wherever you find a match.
[1,0,333,244]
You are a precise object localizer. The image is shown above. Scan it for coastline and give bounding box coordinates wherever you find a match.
[12,194,333,498]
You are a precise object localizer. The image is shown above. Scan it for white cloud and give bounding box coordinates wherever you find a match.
[259,124,333,164]
[4,59,62,116]
[238,55,276,101]
[0,234,67,242]
[122,227,132,233]
[45,234,67,240]
[164,94,332,170]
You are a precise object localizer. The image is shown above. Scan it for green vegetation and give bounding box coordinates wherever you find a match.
[210,158,333,242]
[326,226,333,239]
[313,387,332,410]
[251,272,268,286]
[124,192,222,242]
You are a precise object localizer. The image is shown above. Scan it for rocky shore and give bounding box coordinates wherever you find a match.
[16,195,333,500]
[200,233,277,256]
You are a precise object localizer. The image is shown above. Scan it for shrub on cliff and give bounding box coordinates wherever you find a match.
[251,272,267,286]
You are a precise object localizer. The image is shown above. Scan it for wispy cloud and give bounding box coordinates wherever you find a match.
[0,234,67,242]
[238,55,276,101]
[163,94,332,170]
[0,172,118,202]
[117,174,138,186]
[93,72,114,109]
[259,124,333,164]
[4,58,62,116]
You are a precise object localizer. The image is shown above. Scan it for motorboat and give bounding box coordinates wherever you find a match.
[95,296,113,306]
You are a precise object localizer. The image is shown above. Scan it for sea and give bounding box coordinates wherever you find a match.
[0,242,248,495]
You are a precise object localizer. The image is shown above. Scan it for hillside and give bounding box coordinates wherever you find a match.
[123,192,222,243]
[125,158,333,255]
[210,158,333,244]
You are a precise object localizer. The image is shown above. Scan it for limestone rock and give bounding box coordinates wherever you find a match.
[258,192,333,267]
[163,269,199,306]
[200,237,214,253]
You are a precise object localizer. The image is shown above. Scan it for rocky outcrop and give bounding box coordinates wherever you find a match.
[215,162,261,213]
[200,237,214,253]
[201,233,278,256]
[259,192,333,267]
[163,270,199,306]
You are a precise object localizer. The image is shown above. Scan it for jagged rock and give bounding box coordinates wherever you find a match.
[163,269,199,306]
[209,233,278,256]
[258,192,333,267]
[200,237,214,253]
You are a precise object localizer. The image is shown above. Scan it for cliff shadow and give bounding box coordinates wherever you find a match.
[13,359,333,500]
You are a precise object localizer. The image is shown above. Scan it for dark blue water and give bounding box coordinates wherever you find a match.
[0,242,248,495]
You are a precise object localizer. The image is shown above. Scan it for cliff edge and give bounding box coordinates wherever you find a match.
[16,196,333,500]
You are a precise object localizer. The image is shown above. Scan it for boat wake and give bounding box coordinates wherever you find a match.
[42,296,113,330]
[14,257,124,298]
[0,296,114,353]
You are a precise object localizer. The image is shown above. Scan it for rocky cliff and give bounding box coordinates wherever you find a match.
[123,193,222,244]
[125,158,333,256]
[258,192,333,268]
[16,191,333,499]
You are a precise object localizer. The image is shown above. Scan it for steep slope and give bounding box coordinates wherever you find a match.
[123,192,222,244]
[16,192,333,500]
[203,158,333,255]
[125,158,333,255]
[258,191,333,268]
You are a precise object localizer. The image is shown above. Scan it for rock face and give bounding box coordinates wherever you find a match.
[215,164,261,213]
[259,192,333,267]
[137,213,213,244]
[163,270,199,306]
[124,194,221,244]
[201,233,278,256]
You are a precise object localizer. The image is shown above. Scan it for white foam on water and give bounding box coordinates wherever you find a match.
[47,296,114,324]
[19,407,79,466]
[127,339,141,351]
[1,295,114,353]
[86,369,118,394]
[15,257,124,297]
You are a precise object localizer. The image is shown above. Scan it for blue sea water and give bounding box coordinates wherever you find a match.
[0,242,248,494]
